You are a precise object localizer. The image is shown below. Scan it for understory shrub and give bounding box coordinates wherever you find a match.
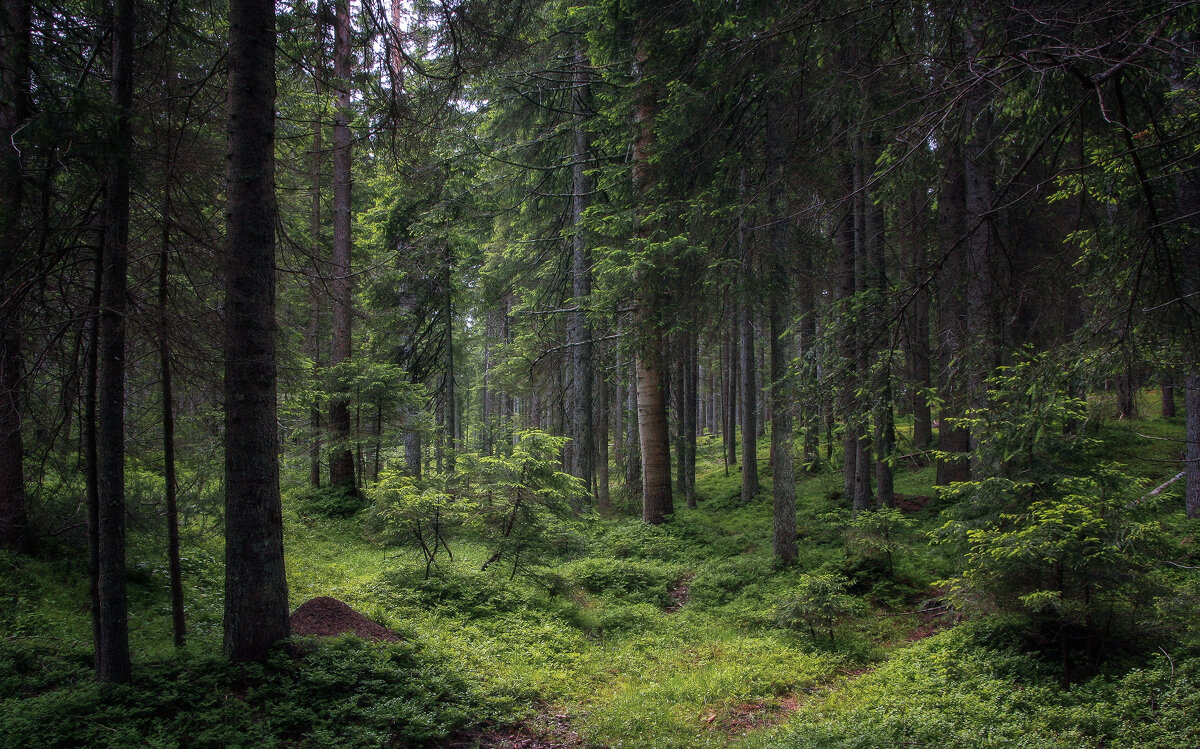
[0,636,509,748]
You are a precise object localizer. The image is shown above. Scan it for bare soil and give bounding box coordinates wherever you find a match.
[289,596,402,642]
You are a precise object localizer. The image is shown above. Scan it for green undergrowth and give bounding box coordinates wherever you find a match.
[2,404,1196,747]
[746,624,1200,749]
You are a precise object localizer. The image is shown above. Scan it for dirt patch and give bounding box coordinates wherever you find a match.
[703,694,803,735]
[289,596,402,643]
[892,493,934,513]
[437,713,587,748]
[665,575,694,613]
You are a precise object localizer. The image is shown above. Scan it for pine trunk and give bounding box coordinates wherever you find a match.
[223,0,290,662]
[96,0,134,683]
[328,0,356,492]
[0,0,30,553]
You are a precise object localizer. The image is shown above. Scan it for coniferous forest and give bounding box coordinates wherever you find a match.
[2,0,1200,746]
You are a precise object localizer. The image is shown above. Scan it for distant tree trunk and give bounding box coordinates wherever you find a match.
[625,335,641,490]
[0,0,31,554]
[223,0,290,662]
[1162,375,1176,418]
[838,156,860,502]
[444,251,456,474]
[738,168,759,503]
[724,315,738,473]
[766,82,796,563]
[85,244,102,672]
[568,37,594,490]
[797,235,820,471]
[900,187,933,450]
[96,0,134,683]
[936,142,971,486]
[595,341,611,513]
[308,30,324,488]
[158,177,185,648]
[328,0,356,492]
[684,330,698,507]
[1186,374,1199,518]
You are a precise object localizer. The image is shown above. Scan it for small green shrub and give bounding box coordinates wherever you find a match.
[775,572,866,645]
[562,557,684,606]
[296,485,368,519]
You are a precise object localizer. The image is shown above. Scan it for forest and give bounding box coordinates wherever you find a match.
[1,0,1199,746]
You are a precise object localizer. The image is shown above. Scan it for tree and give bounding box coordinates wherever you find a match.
[0,0,31,553]
[223,0,290,662]
[95,0,135,684]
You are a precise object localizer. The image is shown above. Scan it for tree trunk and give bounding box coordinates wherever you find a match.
[936,142,971,486]
[1186,373,1199,518]
[96,0,134,683]
[223,0,290,662]
[568,37,594,489]
[0,0,31,554]
[308,28,324,488]
[838,157,859,501]
[632,19,671,523]
[595,341,611,513]
[328,0,356,492]
[901,187,933,450]
[85,245,102,673]
[738,168,759,503]
[1162,375,1176,418]
[159,174,185,648]
[766,81,796,563]
[724,315,738,473]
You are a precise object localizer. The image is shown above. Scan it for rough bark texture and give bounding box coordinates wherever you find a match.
[766,82,796,563]
[96,0,134,683]
[1161,376,1176,418]
[632,19,671,523]
[0,0,31,553]
[328,0,356,491]
[85,248,102,671]
[224,0,290,662]
[568,38,594,489]
[595,341,611,513]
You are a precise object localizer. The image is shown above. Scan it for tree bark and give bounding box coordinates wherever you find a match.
[308,19,324,488]
[936,141,971,486]
[159,171,185,648]
[1162,375,1176,418]
[738,168,759,503]
[224,0,290,662]
[328,0,356,492]
[96,0,134,683]
[568,37,594,489]
[766,81,796,563]
[0,0,30,553]
[632,19,671,523]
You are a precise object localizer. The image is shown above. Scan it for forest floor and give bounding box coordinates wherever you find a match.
[1,400,1198,748]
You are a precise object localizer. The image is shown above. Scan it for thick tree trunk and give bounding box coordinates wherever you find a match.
[328,0,356,492]
[632,21,671,523]
[838,157,859,501]
[96,0,134,683]
[224,0,290,662]
[0,0,31,554]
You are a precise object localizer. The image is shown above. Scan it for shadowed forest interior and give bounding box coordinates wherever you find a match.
[1,1,1199,747]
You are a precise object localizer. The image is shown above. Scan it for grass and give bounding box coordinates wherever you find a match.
[1,398,1197,748]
